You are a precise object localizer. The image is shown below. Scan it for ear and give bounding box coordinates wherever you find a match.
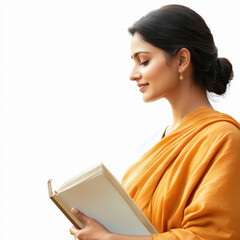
[177,48,191,73]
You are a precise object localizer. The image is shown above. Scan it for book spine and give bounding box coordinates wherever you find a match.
[48,179,85,229]
[50,195,84,229]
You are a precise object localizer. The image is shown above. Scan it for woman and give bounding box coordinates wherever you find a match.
[70,4,240,240]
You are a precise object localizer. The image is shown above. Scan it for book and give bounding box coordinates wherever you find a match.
[48,163,158,235]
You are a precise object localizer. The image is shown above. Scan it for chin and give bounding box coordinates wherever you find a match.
[142,95,161,103]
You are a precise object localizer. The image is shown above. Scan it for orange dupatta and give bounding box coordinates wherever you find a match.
[122,107,240,240]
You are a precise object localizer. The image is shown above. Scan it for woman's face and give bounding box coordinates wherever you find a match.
[130,33,180,102]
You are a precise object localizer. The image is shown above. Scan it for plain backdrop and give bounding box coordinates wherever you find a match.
[0,0,239,239]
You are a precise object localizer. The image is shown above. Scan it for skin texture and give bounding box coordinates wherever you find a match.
[130,33,212,134]
[70,33,213,240]
[130,34,181,103]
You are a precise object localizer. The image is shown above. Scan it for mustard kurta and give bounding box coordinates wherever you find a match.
[122,107,240,240]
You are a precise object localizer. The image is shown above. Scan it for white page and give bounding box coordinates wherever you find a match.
[58,173,156,235]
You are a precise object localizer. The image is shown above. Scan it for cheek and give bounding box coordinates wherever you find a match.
[147,62,176,86]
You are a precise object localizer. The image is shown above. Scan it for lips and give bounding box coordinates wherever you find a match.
[137,83,149,92]
[137,83,149,87]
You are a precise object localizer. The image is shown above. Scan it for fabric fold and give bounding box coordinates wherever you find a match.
[122,107,240,240]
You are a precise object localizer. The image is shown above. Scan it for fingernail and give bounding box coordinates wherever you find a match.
[72,208,79,214]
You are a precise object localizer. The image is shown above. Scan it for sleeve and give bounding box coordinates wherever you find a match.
[152,127,240,240]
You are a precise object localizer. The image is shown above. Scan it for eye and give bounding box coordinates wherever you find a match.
[140,60,149,66]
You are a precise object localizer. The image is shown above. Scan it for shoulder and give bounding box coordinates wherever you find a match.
[199,120,240,151]
[187,120,240,153]
[201,120,240,137]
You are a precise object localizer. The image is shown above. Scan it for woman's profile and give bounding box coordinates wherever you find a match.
[70,4,240,240]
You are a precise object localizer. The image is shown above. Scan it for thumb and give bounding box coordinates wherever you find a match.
[71,208,89,223]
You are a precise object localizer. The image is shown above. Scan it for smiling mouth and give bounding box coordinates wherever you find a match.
[137,83,149,92]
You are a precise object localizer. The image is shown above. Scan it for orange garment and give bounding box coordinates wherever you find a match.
[122,107,240,240]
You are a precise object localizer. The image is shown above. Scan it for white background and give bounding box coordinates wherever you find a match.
[0,0,239,239]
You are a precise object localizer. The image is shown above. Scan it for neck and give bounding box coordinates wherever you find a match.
[166,84,213,133]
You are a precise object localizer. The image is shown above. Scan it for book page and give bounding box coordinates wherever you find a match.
[58,173,156,235]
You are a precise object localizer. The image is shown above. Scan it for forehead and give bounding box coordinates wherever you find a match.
[131,33,153,52]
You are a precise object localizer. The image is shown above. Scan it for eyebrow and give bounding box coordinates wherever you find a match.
[131,51,150,59]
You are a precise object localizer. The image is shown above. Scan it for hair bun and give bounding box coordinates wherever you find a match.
[206,57,234,95]
[128,4,234,96]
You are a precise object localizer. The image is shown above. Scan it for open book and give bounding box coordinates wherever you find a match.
[48,163,157,235]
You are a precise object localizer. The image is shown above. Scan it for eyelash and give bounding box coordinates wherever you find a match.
[140,60,149,66]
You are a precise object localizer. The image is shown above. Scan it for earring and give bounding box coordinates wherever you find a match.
[180,73,184,83]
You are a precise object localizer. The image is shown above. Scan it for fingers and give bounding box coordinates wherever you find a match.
[70,208,89,239]
[70,209,110,240]
[70,225,78,236]
[71,208,88,224]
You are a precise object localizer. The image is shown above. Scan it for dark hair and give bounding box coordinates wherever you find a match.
[128,4,233,95]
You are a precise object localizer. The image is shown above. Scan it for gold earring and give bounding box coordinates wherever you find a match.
[180,73,184,83]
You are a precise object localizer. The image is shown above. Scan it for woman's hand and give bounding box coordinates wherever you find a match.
[70,208,112,240]
[69,208,152,240]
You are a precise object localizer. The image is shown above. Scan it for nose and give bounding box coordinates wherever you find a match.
[129,68,142,81]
